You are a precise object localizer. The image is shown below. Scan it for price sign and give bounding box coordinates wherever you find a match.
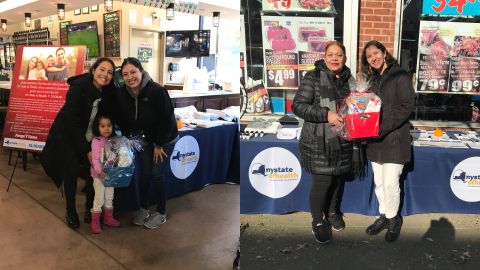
[264,49,298,89]
[450,80,480,92]
[416,53,450,92]
[419,78,448,91]
[267,69,297,87]
[449,57,480,93]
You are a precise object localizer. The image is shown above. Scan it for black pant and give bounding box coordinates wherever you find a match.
[63,155,94,214]
[309,174,344,225]
[138,143,173,214]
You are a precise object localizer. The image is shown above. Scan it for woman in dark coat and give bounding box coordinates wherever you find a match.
[113,57,178,229]
[361,40,415,242]
[293,41,356,244]
[41,57,116,229]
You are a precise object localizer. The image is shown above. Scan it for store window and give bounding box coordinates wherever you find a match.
[400,0,480,122]
[241,0,347,116]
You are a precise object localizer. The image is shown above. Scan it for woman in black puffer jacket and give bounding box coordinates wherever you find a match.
[361,40,415,243]
[293,41,356,245]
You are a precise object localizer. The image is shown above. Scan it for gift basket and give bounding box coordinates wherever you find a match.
[102,136,144,188]
[333,78,382,140]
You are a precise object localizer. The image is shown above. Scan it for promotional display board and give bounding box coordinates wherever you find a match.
[261,16,334,89]
[416,21,480,94]
[262,0,336,13]
[2,46,86,151]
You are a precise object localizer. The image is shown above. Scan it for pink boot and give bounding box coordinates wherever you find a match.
[91,211,102,234]
[103,208,120,227]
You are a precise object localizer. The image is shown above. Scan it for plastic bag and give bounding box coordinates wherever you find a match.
[102,136,144,188]
[332,77,382,140]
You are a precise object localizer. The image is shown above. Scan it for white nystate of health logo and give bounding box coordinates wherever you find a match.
[450,157,480,202]
[249,147,301,199]
[170,135,200,179]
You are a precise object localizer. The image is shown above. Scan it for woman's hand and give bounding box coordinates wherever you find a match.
[153,146,167,163]
[328,111,344,126]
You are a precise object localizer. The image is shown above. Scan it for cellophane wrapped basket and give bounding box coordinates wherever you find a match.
[332,78,382,140]
[102,136,143,187]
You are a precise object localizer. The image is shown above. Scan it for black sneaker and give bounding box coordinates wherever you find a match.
[366,215,388,235]
[311,220,331,244]
[328,213,345,232]
[385,215,403,242]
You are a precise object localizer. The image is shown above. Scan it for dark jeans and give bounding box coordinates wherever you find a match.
[63,155,94,214]
[138,143,173,214]
[309,174,344,225]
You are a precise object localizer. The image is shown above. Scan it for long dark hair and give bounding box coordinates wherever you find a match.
[361,40,396,78]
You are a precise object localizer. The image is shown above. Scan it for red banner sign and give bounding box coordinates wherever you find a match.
[3,46,86,151]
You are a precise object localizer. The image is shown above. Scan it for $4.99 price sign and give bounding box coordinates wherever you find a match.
[267,69,298,88]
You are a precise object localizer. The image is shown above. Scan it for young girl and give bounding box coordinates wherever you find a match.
[35,60,48,80]
[90,114,121,234]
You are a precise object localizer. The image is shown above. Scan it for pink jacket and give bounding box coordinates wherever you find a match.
[90,136,106,178]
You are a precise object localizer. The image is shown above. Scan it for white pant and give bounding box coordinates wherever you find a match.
[92,177,115,212]
[371,162,404,219]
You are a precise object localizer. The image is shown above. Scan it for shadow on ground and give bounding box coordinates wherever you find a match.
[241,214,480,270]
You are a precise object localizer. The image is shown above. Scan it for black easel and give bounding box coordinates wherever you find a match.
[6,150,21,192]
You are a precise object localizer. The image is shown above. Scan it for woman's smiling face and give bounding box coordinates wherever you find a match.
[365,45,387,72]
[324,44,346,74]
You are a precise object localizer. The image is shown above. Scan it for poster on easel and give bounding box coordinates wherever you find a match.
[261,16,334,89]
[2,45,86,151]
[416,20,480,94]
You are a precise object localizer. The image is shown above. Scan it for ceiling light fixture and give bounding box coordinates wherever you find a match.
[212,11,220,27]
[25,12,32,27]
[57,4,65,21]
[166,3,174,21]
[1,19,7,32]
[104,0,113,12]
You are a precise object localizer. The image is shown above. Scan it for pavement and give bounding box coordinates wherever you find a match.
[240,212,480,270]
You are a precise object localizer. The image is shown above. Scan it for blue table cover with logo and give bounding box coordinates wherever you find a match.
[240,134,480,215]
[114,124,239,210]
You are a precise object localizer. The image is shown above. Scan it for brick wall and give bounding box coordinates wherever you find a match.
[358,0,397,71]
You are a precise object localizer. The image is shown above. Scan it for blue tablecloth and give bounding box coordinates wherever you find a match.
[115,124,239,210]
[240,134,480,215]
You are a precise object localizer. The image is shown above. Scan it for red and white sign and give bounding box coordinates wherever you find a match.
[261,16,334,89]
[2,46,86,151]
[416,21,480,94]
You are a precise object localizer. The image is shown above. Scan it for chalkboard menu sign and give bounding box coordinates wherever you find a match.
[104,10,121,57]
[59,21,71,45]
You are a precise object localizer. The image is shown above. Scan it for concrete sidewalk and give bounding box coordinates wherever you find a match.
[241,212,480,270]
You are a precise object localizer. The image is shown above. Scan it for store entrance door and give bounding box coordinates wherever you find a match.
[129,28,165,83]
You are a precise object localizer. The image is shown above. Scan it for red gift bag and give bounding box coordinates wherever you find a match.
[344,112,380,140]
